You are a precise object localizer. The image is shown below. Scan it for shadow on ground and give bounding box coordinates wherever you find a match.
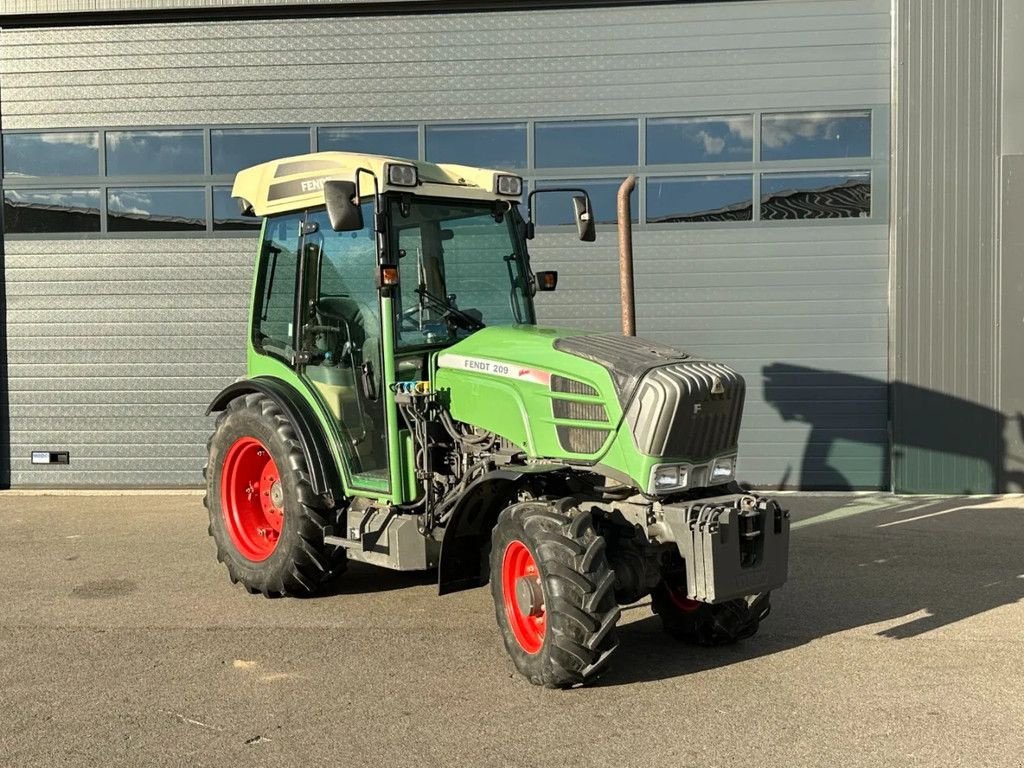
[595,496,1024,686]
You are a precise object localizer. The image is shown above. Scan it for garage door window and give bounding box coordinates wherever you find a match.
[2,188,101,233]
[106,130,204,176]
[2,132,99,177]
[760,172,871,219]
[647,175,753,223]
[211,128,311,176]
[535,119,638,168]
[535,179,637,226]
[107,187,207,232]
[761,111,872,161]
[425,123,526,169]
[318,125,418,159]
[646,116,753,165]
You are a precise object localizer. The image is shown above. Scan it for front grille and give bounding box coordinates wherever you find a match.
[625,361,745,459]
[550,375,598,397]
[556,425,610,454]
[552,399,608,422]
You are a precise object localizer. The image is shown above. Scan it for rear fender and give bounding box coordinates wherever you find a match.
[207,377,342,507]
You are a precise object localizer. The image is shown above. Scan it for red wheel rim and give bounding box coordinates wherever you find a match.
[502,540,546,654]
[220,436,284,562]
[667,585,700,613]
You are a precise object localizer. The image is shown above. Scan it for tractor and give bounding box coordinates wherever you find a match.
[204,151,790,688]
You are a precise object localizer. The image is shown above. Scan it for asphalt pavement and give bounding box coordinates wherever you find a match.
[0,491,1021,768]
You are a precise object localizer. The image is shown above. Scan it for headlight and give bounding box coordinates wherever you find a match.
[651,464,689,493]
[494,174,523,196]
[711,456,736,483]
[386,163,418,187]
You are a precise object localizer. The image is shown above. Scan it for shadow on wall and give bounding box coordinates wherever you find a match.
[763,362,1024,493]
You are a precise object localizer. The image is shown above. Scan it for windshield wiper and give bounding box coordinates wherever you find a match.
[416,287,486,331]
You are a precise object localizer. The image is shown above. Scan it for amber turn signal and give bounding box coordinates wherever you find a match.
[378,265,400,287]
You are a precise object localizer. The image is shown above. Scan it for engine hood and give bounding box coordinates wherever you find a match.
[432,325,745,488]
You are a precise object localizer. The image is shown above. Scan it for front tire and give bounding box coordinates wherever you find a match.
[489,498,620,688]
[652,580,769,645]
[204,393,344,597]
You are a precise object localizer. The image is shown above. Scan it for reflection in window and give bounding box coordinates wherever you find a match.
[761,111,871,161]
[318,125,418,159]
[647,175,753,223]
[646,116,753,165]
[535,119,638,168]
[3,189,101,233]
[535,180,637,226]
[211,128,311,175]
[2,132,99,177]
[107,187,206,231]
[425,123,526,169]
[106,130,204,176]
[213,186,260,231]
[760,172,871,220]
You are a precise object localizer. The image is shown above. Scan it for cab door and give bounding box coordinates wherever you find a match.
[250,207,392,496]
[297,205,392,492]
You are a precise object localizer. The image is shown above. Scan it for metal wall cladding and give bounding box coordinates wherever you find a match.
[1,0,412,14]
[0,1,891,129]
[0,0,892,487]
[891,0,1004,493]
[625,361,745,460]
[1,237,255,486]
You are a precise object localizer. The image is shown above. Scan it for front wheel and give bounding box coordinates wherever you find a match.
[652,580,769,645]
[489,498,620,688]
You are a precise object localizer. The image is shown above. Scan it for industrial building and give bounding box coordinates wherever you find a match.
[0,0,1020,492]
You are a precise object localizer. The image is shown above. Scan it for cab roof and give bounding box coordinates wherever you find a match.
[231,151,521,218]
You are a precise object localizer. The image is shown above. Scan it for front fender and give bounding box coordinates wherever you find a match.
[207,377,341,506]
[437,466,566,595]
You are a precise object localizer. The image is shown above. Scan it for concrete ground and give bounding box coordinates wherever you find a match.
[0,492,1021,768]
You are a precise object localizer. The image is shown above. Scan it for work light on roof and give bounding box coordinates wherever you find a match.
[494,174,523,196]
[386,163,418,187]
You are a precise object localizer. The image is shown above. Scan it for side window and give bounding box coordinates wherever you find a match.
[253,213,302,361]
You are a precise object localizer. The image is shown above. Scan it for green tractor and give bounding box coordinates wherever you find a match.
[205,151,790,688]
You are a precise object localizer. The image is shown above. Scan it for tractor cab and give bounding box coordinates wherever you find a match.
[230,152,589,494]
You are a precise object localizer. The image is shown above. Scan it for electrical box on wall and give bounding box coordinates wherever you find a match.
[31,451,70,465]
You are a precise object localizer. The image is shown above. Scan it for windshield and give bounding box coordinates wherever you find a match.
[390,196,534,350]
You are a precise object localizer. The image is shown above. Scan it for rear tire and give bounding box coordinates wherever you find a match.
[489,498,620,688]
[652,581,768,645]
[203,393,344,597]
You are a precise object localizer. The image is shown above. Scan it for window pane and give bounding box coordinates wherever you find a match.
[2,132,99,177]
[213,186,260,231]
[425,123,526,169]
[535,120,638,168]
[318,126,418,159]
[3,188,100,233]
[535,179,636,226]
[760,172,871,220]
[646,116,753,165]
[106,130,204,176]
[211,128,311,176]
[107,187,207,231]
[254,214,302,361]
[761,111,871,161]
[647,175,753,223]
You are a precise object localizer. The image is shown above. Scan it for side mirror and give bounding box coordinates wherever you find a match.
[535,270,558,292]
[572,196,596,242]
[324,180,363,232]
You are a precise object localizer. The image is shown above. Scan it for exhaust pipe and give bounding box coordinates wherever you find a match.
[617,175,637,336]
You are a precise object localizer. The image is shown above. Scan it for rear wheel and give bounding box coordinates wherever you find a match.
[489,498,620,688]
[652,580,769,645]
[204,393,344,597]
